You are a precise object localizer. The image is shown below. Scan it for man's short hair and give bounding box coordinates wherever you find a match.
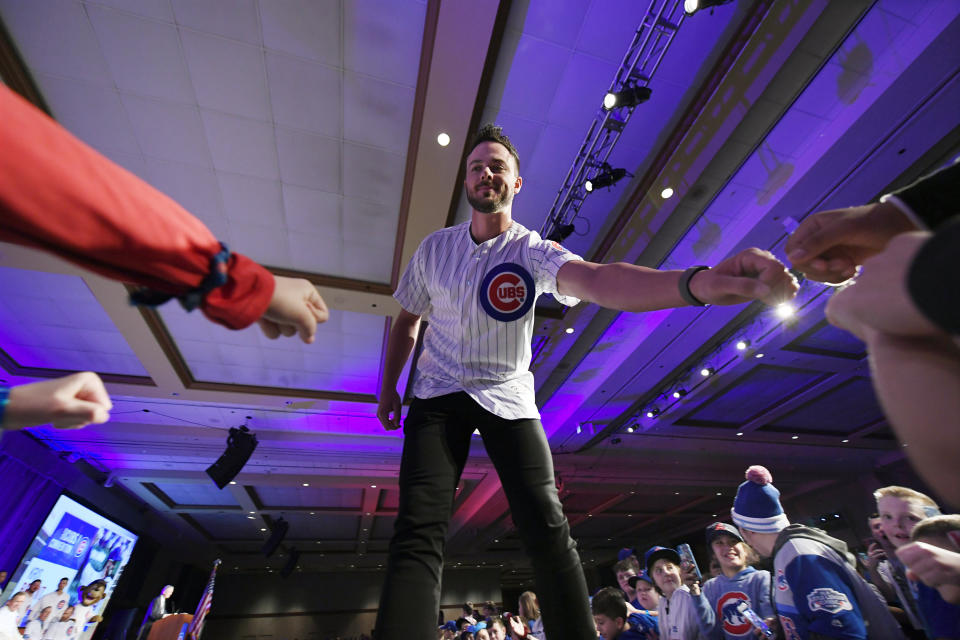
[29,579,41,585]
[911,514,960,541]
[591,587,627,620]
[874,486,939,508]
[468,124,521,172]
[487,616,506,631]
[613,557,640,575]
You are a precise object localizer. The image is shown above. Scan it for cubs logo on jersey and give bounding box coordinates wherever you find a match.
[716,592,752,636]
[479,262,535,322]
[776,568,789,591]
[779,615,801,640]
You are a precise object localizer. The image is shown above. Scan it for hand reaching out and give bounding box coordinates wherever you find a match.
[785,202,918,283]
[689,248,798,307]
[257,275,330,343]
[2,372,112,430]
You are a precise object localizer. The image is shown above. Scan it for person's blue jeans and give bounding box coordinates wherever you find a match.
[374,392,595,639]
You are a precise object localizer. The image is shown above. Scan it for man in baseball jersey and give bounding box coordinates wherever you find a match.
[29,578,69,629]
[375,124,798,639]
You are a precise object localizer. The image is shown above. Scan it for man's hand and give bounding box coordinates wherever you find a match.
[689,248,798,307]
[785,202,918,283]
[257,276,329,344]
[896,541,960,603]
[377,389,403,431]
[865,542,886,571]
[3,372,112,431]
[825,232,942,342]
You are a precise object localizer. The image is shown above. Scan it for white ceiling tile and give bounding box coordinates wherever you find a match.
[282,183,341,234]
[86,3,195,103]
[170,0,260,44]
[217,172,284,227]
[83,0,174,22]
[229,221,289,267]
[180,30,271,121]
[259,0,340,67]
[35,73,140,156]
[343,0,425,86]
[342,142,405,206]
[342,240,393,283]
[341,198,397,250]
[120,93,211,166]
[545,52,616,130]
[1,0,112,85]
[519,0,588,48]
[144,158,222,219]
[202,110,279,179]
[497,34,571,121]
[287,229,343,275]
[265,51,341,138]
[576,0,650,64]
[343,73,415,154]
[275,127,341,192]
[100,149,150,182]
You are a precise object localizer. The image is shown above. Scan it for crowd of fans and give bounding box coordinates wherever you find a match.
[432,468,959,640]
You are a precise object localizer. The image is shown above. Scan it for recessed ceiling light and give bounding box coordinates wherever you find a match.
[229,481,237,485]
[247,516,254,520]
[370,484,377,488]
[736,432,744,437]
[791,435,799,440]
[437,132,450,147]
[842,439,849,443]
[249,511,255,514]
[302,483,310,487]
[661,187,674,199]
[565,327,575,334]
[260,528,266,532]
[755,353,764,359]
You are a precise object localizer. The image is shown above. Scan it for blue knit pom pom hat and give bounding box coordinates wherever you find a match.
[731,465,790,533]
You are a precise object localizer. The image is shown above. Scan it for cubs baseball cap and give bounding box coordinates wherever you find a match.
[627,570,655,588]
[644,545,681,573]
[705,522,744,545]
[617,547,637,562]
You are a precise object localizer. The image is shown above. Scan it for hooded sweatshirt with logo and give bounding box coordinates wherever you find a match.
[691,566,774,640]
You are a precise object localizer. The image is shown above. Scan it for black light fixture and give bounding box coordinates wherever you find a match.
[585,163,631,193]
[546,223,576,243]
[684,0,734,15]
[206,426,258,489]
[262,517,289,557]
[280,546,300,578]
[672,388,688,399]
[645,407,660,418]
[603,85,652,110]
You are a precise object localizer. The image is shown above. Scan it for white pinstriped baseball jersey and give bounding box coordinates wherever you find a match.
[394,220,582,420]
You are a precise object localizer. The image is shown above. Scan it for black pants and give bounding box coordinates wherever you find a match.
[374,392,595,639]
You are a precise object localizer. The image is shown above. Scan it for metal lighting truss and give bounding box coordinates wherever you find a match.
[540,0,687,239]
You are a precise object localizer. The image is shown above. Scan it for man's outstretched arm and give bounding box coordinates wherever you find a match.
[557,248,797,312]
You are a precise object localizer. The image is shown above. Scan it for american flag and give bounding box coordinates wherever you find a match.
[187,559,221,640]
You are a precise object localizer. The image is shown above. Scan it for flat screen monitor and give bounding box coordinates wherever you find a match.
[0,494,138,637]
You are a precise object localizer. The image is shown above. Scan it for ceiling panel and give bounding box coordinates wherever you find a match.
[153,481,239,506]
[0,267,148,376]
[783,319,866,358]
[158,304,383,394]
[764,377,885,434]
[678,365,828,427]
[255,486,364,510]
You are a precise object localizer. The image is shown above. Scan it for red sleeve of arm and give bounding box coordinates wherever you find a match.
[0,85,273,330]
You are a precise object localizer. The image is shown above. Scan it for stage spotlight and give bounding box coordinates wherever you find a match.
[585,164,630,192]
[736,339,750,351]
[775,303,795,319]
[672,388,687,399]
[645,407,660,418]
[262,517,289,557]
[700,367,715,377]
[206,426,258,489]
[684,0,734,15]
[546,223,576,243]
[280,546,300,578]
[603,85,652,110]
